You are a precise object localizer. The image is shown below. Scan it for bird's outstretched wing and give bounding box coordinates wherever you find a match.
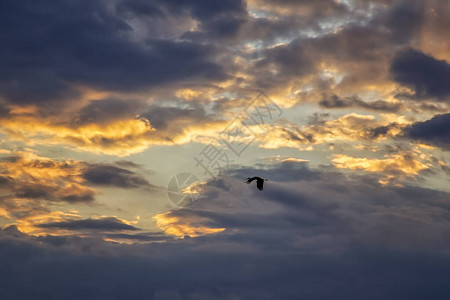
[245,177,258,184]
[256,179,264,191]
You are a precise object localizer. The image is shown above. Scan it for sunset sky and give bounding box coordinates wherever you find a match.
[1,0,450,299]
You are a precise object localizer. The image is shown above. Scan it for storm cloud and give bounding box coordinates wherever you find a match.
[82,163,152,189]
[2,0,450,299]
[0,0,228,105]
[391,48,450,100]
[37,217,139,231]
[404,113,450,149]
[2,162,450,299]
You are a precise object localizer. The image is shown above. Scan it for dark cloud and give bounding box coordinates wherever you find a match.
[105,232,172,243]
[384,0,424,43]
[320,94,403,112]
[119,0,248,39]
[0,0,228,105]
[1,237,450,299]
[118,0,247,22]
[248,0,349,33]
[0,155,156,221]
[367,122,401,139]
[114,160,142,169]
[140,103,212,130]
[404,113,450,149]
[252,39,315,89]
[82,164,151,189]
[72,98,144,127]
[391,48,450,100]
[37,217,139,231]
[0,103,11,118]
[3,1,450,298]
[60,193,96,204]
[2,162,450,299]
[249,22,394,94]
[116,0,165,18]
[165,161,450,252]
[0,155,97,206]
[229,159,320,182]
[2,179,95,205]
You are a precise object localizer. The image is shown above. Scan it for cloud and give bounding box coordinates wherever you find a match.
[320,94,403,112]
[118,0,248,39]
[0,153,96,206]
[71,98,145,127]
[255,113,406,150]
[82,164,151,189]
[6,210,144,237]
[331,151,431,184]
[249,0,348,17]
[2,161,450,298]
[140,103,215,131]
[0,1,228,105]
[9,210,84,236]
[391,48,450,100]
[383,0,424,43]
[173,161,450,254]
[153,212,225,238]
[0,101,228,156]
[2,1,450,298]
[104,232,172,243]
[403,113,450,149]
[38,217,139,231]
[0,153,154,222]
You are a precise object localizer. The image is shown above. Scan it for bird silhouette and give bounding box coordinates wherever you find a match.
[245,176,267,191]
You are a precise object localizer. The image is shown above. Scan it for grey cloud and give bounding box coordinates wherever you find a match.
[115,0,248,44]
[170,161,450,253]
[383,0,424,43]
[82,164,151,189]
[403,113,450,149]
[2,162,450,299]
[391,48,450,100]
[72,98,144,127]
[320,94,403,112]
[9,182,95,204]
[105,232,173,243]
[0,1,228,105]
[0,156,155,220]
[140,103,211,130]
[37,217,139,231]
[253,39,315,89]
[367,122,401,139]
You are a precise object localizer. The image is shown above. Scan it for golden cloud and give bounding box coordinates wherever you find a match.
[153,212,225,238]
[0,110,227,156]
[331,150,431,185]
[6,211,139,237]
[256,113,409,150]
[10,210,82,236]
[0,152,97,206]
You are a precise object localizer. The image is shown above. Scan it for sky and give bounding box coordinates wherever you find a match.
[1,0,450,299]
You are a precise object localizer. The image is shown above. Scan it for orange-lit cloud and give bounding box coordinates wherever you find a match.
[0,207,11,219]
[256,113,409,150]
[10,210,82,236]
[7,211,140,237]
[331,150,431,184]
[153,212,225,238]
[0,152,152,230]
[0,109,227,156]
[0,152,97,207]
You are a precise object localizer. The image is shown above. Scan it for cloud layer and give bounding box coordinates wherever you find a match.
[2,0,450,299]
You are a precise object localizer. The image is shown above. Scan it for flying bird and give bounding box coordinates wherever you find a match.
[245,176,267,191]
